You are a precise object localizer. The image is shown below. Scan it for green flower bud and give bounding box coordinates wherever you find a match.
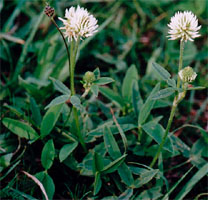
[178,66,197,83]
[83,71,95,84]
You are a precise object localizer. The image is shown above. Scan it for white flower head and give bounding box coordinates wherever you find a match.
[59,6,98,42]
[167,11,201,42]
[178,66,197,83]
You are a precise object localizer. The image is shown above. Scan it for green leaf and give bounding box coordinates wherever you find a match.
[99,87,125,108]
[30,97,42,127]
[142,120,173,153]
[103,126,121,159]
[152,62,171,81]
[101,197,117,200]
[187,86,206,91]
[122,65,138,102]
[8,188,37,200]
[59,142,78,162]
[87,123,136,143]
[133,169,159,188]
[0,160,21,181]
[167,78,176,88]
[93,152,104,173]
[41,139,55,170]
[18,76,44,100]
[50,77,71,95]
[70,95,82,110]
[2,118,39,140]
[138,83,160,125]
[101,154,127,174]
[93,67,100,79]
[152,63,176,88]
[93,172,102,196]
[3,105,24,117]
[118,163,134,186]
[0,153,13,172]
[45,95,69,110]
[113,117,128,153]
[152,87,175,100]
[40,103,64,138]
[175,163,208,200]
[94,77,114,85]
[136,186,162,200]
[132,80,143,117]
[35,171,55,200]
[118,188,133,200]
[91,84,99,97]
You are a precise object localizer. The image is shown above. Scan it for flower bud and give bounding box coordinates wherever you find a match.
[83,71,95,84]
[44,4,55,17]
[178,66,197,83]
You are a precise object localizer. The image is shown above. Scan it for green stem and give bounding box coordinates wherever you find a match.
[138,126,142,142]
[51,18,86,152]
[176,40,184,89]
[150,104,177,168]
[150,40,185,168]
[73,107,86,151]
[70,40,75,95]
[70,37,87,152]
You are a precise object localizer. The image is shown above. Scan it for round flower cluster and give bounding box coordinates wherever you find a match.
[178,66,197,83]
[83,71,95,89]
[59,6,98,42]
[167,11,201,42]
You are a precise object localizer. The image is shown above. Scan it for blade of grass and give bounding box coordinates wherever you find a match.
[0,33,25,44]
[110,108,128,153]
[162,166,194,200]
[3,0,26,32]
[12,12,45,82]
[79,1,121,51]
[175,163,208,200]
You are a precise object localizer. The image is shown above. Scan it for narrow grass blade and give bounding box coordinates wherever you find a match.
[175,163,208,200]
[162,166,194,200]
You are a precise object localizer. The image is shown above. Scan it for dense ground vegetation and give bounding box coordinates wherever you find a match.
[0,0,208,199]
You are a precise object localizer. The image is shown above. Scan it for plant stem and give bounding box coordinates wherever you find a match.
[70,40,75,94]
[150,104,176,167]
[70,37,87,152]
[138,126,142,142]
[51,18,86,151]
[51,18,70,72]
[176,40,184,89]
[150,40,185,168]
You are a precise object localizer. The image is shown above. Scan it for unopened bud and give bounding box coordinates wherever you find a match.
[44,4,55,17]
[83,71,95,84]
[178,66,197,83]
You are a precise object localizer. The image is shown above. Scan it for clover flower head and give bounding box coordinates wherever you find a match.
[167,11,201,42]
[179,66,197,83]
[58,6,98,42]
